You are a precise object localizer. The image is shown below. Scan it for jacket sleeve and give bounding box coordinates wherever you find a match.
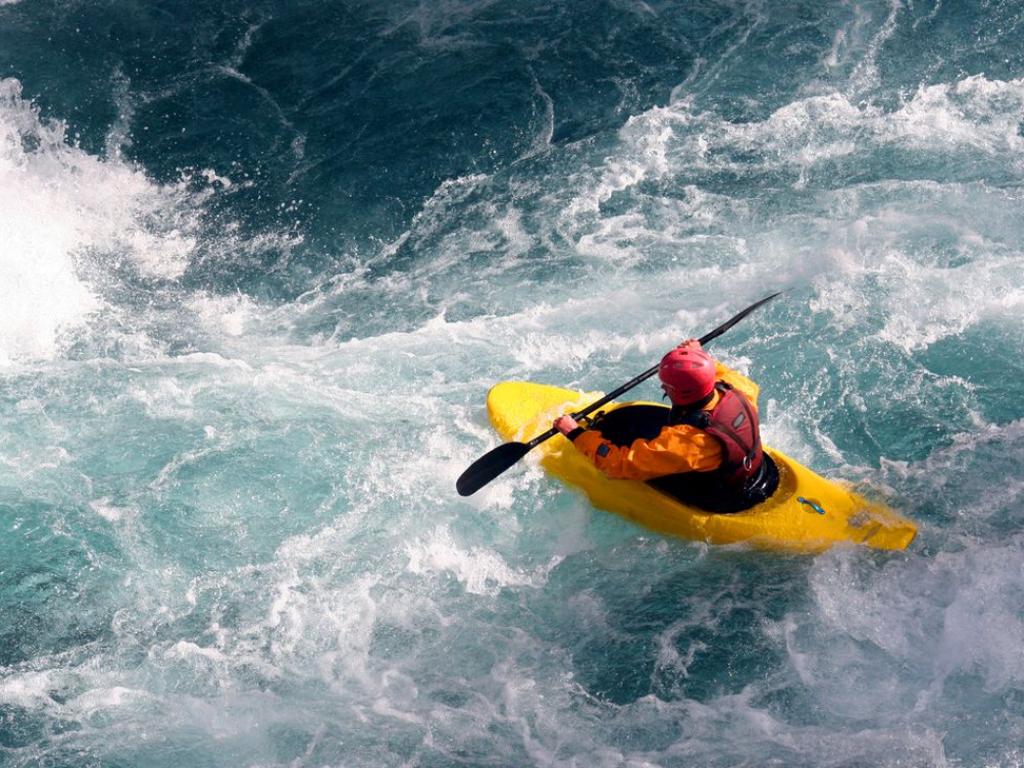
[714,360,759,409]
[571,426,723,481]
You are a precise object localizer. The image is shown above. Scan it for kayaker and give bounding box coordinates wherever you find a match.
[552,339,778,513]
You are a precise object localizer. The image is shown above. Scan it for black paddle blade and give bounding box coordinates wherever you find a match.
[697,291,782,346]
[456,441,532,496]
[456,292,784,497]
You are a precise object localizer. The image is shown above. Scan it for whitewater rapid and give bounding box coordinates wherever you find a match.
[2,0,1024,766]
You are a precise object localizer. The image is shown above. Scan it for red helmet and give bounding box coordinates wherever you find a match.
[659,343,716,405]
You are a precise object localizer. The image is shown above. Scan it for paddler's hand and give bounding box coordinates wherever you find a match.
[553,415,580,436]
[679,338,702,349]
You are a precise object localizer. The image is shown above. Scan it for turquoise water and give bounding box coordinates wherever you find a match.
[2,1,1024,765]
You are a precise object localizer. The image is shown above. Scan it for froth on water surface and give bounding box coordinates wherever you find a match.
[2,0,1024,765]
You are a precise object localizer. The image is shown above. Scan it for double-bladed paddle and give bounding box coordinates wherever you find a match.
[455,292,781,496]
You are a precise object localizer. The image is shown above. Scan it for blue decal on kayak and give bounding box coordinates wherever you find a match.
[797,497,826,515]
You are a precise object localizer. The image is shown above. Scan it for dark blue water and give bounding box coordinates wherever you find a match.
[2,1,1024,765]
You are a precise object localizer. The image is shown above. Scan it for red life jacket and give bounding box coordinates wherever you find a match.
[676,382,763,486]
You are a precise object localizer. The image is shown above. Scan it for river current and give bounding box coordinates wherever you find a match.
[2,1,1024,765]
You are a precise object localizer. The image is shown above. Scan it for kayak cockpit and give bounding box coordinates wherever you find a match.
[590,403,780,513]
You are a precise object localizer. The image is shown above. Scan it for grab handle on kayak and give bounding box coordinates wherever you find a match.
[797,497,826,515]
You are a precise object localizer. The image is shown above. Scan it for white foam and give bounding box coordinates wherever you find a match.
[0,83,100,363]
[129,377,195,420]
[792,537,1024,729]
[89,497,139,523]
[406,527,556,596]
[561,71,1024,355]
[848,0,903,96]
[380,173,489,260]
[570,73,1024,225]
[563,108,673,224]
[72,686,152,712]
[188,291,258,338]
[0,78,200,365]
[164,640,228,664]
[0,670,56,708]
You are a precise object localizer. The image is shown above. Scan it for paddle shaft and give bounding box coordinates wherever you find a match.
[523,292,781,448]
[455,292,780,495]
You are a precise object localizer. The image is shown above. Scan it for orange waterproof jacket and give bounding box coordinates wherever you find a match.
[572,361,760,481]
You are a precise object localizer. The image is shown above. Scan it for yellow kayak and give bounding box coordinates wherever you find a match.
[487,381,916,552]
